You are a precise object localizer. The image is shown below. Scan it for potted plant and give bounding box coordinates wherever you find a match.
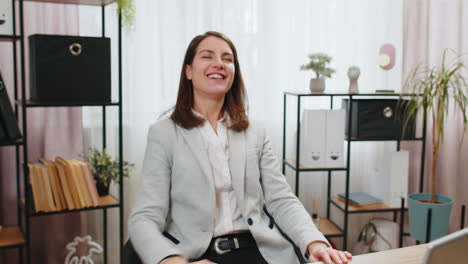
[402,49,468,241]
[116,0,135,29]
[300,53,336,93]
[79,148,134,196]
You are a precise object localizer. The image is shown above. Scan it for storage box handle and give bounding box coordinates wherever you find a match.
[383,106,393,118]
[69,43,82,56]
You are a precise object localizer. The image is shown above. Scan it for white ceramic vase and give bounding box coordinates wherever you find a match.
[310,78,325,93]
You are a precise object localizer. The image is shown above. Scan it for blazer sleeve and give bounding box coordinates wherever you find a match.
[258,127,330,257]
[128,121,183,264]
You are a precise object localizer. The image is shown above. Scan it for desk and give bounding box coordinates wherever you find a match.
[351,244,428,264]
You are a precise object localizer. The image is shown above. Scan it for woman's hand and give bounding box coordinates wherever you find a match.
[307,241,352,264]
[190,260,217,264]
[162,256,216,264]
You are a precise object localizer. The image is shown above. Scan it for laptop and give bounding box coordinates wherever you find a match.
[424,227,468,264]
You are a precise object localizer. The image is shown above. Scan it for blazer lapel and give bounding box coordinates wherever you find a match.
[178,126,214,189]
[228,129,246,211]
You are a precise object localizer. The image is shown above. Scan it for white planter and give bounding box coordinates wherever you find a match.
[310,78,325,93]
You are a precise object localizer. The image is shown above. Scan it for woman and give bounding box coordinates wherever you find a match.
[128,31,352,264]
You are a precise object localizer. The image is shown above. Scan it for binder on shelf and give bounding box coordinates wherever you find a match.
[325,109,345,167]
[300,110,326,168]
[0,0,13,35]
[0,71,21,141]
[386,151,409,207]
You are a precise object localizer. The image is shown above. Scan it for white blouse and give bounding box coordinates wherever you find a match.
[194,111,248,237]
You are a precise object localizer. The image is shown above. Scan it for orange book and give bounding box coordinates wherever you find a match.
[70,160,92,208]
[75,159,99,207]
[54,160,75,210]
[56,157,82,209]
[27,163,42,212]
[33,163,49,212]
[40,159,66,211]
[37,163,57,212]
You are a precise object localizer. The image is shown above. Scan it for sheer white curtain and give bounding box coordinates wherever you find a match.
[79,0,403,253]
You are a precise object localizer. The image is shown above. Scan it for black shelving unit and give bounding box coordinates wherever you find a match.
[0,0,125,263]
[282,91,427,250]
[0,0,26,260]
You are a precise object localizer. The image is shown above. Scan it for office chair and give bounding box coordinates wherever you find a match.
[123,239,142,264]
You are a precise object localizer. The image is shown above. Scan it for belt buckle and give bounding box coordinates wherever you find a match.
[214,237,239,255]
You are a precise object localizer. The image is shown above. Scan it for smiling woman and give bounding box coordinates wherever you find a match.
[128,31,352,264]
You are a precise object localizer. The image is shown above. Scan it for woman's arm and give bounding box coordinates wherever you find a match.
[128,121,183,264]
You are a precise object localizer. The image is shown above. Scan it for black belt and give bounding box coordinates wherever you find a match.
[209,232,257,255]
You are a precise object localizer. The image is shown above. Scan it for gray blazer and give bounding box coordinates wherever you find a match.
[128,118,327,264]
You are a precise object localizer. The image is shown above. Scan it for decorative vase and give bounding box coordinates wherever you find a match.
[310,78,325,93]
[348,66,360,93]
[408,192,453,242]
[96,180,110,196]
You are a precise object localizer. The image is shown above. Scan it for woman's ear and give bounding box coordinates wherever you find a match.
[185,64,192,80]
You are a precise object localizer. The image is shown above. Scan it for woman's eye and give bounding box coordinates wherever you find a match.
[201,56,211,59]
[224,58,233,62]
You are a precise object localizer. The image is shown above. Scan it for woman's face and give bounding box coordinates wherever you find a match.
[185,36,235,100]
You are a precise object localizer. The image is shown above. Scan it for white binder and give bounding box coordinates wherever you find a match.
[386,150,409,207]
[300,110,326,168]
[325,109,345,167]
[0,0,13,35]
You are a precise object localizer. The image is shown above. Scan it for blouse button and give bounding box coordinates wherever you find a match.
[247,218,253,226]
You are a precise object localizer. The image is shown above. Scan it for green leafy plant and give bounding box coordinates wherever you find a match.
[79,148,134,188]
[116,0,135,29]
[300,53,336,79]
[403,49,468,201]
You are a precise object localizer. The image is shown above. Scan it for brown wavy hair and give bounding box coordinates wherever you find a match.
[170,31,249,131]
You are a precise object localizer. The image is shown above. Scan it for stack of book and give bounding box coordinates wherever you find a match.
[28,158,100,213]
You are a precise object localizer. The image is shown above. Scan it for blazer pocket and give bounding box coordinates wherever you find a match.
[162,231,180,245]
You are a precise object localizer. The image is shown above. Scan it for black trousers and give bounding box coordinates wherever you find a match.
[197,233,269,264]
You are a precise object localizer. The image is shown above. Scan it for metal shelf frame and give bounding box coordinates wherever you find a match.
[0,0,124,263]
[281,91,427,250]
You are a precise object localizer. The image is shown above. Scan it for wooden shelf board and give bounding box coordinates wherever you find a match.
[0,226,25,248]
[31,195,119,216]
[98,195,119,206]
[286,160,346,171]
[313,218,343,236]
[25,0,114,6]
[332,197,402,212]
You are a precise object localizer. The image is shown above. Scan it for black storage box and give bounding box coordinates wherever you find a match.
[29,34,111,103]
[342,99,416,140]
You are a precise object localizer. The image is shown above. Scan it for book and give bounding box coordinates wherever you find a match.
[56,157,82,209]
[37,163,57,212]
[27,163,41,212]
[338,192,383,207]
[40,159,66,211]
[0,71,21,140]
[71,159,92,208]
[54,160,75,210]
[75,159,99,207]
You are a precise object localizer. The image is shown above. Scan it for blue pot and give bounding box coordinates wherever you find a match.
[408,193,453,241]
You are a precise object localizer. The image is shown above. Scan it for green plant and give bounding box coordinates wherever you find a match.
[403,49,468,201]
[79,148,134,188]
[116,0,135,29]
[300,53,336,79]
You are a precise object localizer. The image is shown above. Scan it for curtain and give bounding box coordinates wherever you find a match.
[0,2,86,263]
[403,0,468,234]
